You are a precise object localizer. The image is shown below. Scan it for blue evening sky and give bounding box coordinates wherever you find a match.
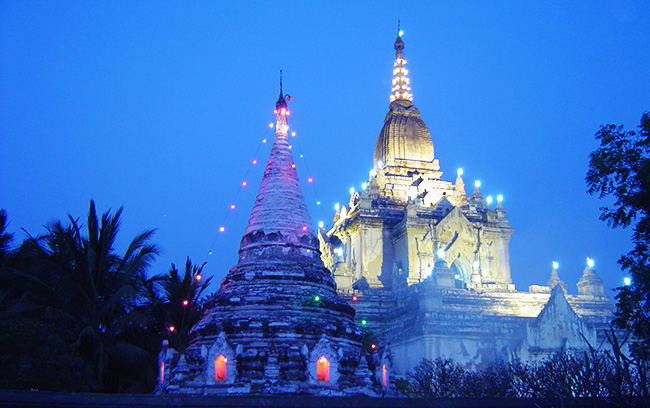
[1,1,649,296]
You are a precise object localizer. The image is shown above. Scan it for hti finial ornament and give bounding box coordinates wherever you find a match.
[275,70,292,112]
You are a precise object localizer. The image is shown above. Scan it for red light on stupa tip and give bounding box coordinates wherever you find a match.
[308,177,313,183]
[168,326,175,332]
[230,204,235,209]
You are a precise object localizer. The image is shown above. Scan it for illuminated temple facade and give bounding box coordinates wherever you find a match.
[318,32,614,375]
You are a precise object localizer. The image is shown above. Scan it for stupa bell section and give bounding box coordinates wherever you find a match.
[160,88,380,396]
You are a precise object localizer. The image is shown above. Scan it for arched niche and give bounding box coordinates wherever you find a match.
[204,332,236,384]
[451,257,469,289]
[316,356,330,382]
[157,339,174,387]
[214,354,227,381]
[308,337,339,385]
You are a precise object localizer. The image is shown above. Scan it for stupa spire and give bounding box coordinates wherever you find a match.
[240,73,316,261]
[390,24,413,103]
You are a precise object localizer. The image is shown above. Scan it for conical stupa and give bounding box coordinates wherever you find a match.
[159,78,378,395]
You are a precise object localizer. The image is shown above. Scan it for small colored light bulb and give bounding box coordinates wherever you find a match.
[168,326,175,332]
[219,227,225,232]
[252,159,257,164]
[182,300,188,306]
[314,295,320,302]
[302,226,307,231]
[269,123,274,128]
[497,194,503,203]
[230,204,235,209]
[242,181,247,186]
[361,320,367,325]
[318,221,324,228]
[352,296,358,302]
[195,274,202,281]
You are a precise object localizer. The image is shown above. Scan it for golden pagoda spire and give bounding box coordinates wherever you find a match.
[390,24,413,103]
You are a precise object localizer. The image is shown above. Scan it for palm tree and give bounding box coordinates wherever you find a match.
[159,258,212,352]
[6,200,159,391]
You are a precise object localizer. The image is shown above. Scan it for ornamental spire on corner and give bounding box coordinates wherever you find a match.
[390,23,413,103]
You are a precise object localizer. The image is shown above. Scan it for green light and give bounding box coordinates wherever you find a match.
[361,319,367,325]
[314,295,320,302]
[316,201,321,205]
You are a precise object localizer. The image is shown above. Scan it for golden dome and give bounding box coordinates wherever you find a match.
[373,99,434,166]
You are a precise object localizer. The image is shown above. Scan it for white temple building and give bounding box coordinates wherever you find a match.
[318,30,614,375]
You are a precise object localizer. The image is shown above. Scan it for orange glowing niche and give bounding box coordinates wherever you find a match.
[316,356,330,382]
[382,363,387,387]
[214,354,227,381]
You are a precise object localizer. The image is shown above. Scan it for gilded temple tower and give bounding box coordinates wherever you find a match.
[321,31,514,292]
